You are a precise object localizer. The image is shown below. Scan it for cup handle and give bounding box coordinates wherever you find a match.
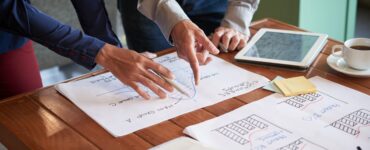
[331,45,343,57]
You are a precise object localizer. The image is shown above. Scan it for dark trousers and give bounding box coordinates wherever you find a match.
[117,0,227,52]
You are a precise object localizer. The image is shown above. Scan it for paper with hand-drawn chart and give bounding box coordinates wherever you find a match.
[184,76,370,150]
[55,52,269,137]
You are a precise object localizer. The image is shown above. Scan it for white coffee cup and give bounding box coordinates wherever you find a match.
[332,38,370,70]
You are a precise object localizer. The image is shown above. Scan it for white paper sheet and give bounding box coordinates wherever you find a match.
[149,136,216,150]
[184,76,370,150]
[55,52,269,137]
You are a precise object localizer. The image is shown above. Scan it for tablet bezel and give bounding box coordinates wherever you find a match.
[234,28,328,69]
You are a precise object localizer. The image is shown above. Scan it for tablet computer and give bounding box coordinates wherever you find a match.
[234,28,328,69]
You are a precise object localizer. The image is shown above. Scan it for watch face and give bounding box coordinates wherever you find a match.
[244,32,319,62]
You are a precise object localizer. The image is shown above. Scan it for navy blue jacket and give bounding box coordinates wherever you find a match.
[0,0,121,69]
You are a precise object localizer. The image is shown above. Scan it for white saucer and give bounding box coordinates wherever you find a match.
[327,52,370,78]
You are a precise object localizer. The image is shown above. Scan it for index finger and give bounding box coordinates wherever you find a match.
[184,38,200,85]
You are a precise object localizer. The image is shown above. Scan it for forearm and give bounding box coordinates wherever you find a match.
[137,0,189,41]
[221,0,260,36]
[0,0,104,69]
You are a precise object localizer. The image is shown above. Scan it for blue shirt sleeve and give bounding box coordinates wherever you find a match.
[0,0,108,69]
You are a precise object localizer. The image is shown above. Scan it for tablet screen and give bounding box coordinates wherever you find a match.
[244,32,319,62]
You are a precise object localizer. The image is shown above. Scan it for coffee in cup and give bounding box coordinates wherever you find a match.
[332,38,370,70]
[350,45,370,50]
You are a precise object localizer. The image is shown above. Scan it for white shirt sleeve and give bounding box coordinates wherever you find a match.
[221,0,260,37]
[137,0,190,41]
[137,0,260,42]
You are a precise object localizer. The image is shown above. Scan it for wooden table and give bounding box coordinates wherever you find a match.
[0,19,369,150]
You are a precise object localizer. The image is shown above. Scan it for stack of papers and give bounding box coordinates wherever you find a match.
[262,76,284,93]
[184,76,370,150]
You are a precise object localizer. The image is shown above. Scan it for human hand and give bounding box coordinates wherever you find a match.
[95,43,174,99]
[171,20,219,85]
[211,26,249,52]
[140,51,157,59]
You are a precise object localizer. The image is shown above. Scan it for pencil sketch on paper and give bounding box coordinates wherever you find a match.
[213,115,292,146]
[55,52,270,137]
[276,138,327,150]
[330,109,370,136]
[280,93,322,109]
[278,91,349,111]
[184,77,370,150]
[99,66,198,107]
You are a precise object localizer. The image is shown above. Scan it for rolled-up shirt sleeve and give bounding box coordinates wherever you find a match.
[137,0,189,41]
[221,0,260,37]
[0,0,105,69]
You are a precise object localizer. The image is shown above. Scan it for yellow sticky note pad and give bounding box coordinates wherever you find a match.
[273,76,316,96]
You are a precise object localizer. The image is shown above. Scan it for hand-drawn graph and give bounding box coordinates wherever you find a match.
[277,138,327,150]
[330,109,370,136]
[213,115,291,146]
[95,67,197,107]
[167,67,196,100]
